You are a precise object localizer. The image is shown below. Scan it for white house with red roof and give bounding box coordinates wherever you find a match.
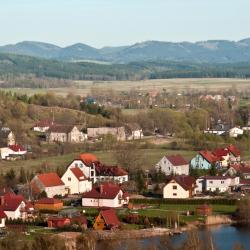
[82,183,129,208]
[223,164,250,179]
[0,144,27,160]
[61,167,92,194]
[163,175,196,199]
[155,154,189,176]
[31,173,66,198]
[66,153,128,184]
[0,193,26,219]
[196,176,240,193]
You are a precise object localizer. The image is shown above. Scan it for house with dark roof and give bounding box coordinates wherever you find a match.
[61,167,92,194]
[0,144,27,160]
[155,154,189,176]
[33,119,55,133]
[163,175,196,199]
[46,125,86,143]
[93,209,120,230]
[82,183,129,208]
[31,173,66,198]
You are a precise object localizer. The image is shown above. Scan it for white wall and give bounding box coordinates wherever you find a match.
[4,202,25,219]
[163,180,190,199]
[45,185,66,198]
[0,218,5,228]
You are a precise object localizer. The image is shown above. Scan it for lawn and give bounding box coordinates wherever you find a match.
[0,148,196,174]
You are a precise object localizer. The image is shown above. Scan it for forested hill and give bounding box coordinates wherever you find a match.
[1,53,250,81]
[2,39,250,63]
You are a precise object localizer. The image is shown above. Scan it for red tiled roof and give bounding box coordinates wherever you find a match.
[70,167,87,181]
[94,162,128,177]
[79,153,98,166]
[82,183,122,200]
[9,144,26,152]
[70,216,87,225]
[166,175,195,191]
[199,150,219,164]
[35,198,62,205]
[165,155,188,166]
[0,193,24,211]
[202,175,233,180]
[37,173,65,187]
[213,148,229,158]
[100,209,120,227]
[0,210,7,219]
[231,164,250,174]
[226,144,240,157]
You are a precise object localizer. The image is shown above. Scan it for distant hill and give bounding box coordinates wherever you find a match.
[1,53,250,82]
[2,39,250,63]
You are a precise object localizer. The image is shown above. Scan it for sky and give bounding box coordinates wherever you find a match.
[0,0,249,48]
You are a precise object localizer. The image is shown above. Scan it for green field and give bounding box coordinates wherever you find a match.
[2,78,250,97]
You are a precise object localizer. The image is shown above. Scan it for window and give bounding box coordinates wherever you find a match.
[173,185,177,190]
[209,181,213,184]
[68,177,71,181]
[221,181,224,184]
[75,163,78,167]
[173,193,177,196]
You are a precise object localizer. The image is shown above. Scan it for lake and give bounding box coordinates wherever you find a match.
[97,225,250,250]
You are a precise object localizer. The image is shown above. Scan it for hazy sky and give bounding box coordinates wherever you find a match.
[0,0,249,48]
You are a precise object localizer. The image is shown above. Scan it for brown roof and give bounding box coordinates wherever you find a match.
[82,183,122,200]
[226,144,240,157]
[199,150,219,164]
[100,209,120,227]
[0,193,24,211]
[166,175,195,191]
[48,125,75,134]
[79,153,98,166]
[70,167,87,181]
[95,162,128,177]
[36,173,65,187]
[165,155,188,166]
[34,120,54,128]
[35,198,63,205]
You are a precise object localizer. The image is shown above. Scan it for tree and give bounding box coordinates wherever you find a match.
[209,164,217,176]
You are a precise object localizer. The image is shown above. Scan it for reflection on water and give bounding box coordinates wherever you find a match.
[97,225,250,250]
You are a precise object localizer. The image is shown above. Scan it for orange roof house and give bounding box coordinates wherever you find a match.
[31,173,66,198]
[79,153,98,166]
[93,209,120,230]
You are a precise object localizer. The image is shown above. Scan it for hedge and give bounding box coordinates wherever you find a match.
[130,198,237,206]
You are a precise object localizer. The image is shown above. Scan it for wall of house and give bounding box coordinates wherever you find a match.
[156,157,189,175]
[33,126,50,133]
[190,154,211,169]
[0,218,5,228]
[68,127,85,143]
[45,185,66,198]
[34,203,63,211]
[47,132,68,143]
[4,202,25,219]
[204,178,239,192]
[163,180,190,199]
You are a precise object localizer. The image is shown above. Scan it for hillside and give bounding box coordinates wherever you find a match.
[1,53,250,82]
[1,39,250,63]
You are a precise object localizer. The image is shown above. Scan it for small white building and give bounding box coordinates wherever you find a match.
[229,127,244,138]
[33,120,54,133]
[31,173,66,198]
[196,176,240,193]
[163,176,195,199]
[82,183,129,208]
[0,211,6,227]
[61,167,92,194]
[155,155,189,176]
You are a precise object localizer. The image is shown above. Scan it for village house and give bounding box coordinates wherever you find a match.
[0,127,15,147]
[66,153,128,184]
[155,154,189,176]
[212,148,230,168]
[163,175,196,199]
[229,127,244,138]
[93,209,120,230]
[125,123,144,140]
[0,144,27,160]
[196,176,240,193]
[87,127,126,141]
[46,125,86,143]
[226,144,241,162]
[223,164,250,179]
[34,198,63,211]
[82,183,129,208]
[190,150,219,169]
[61,167,92,194]
[204,124,230,136]
[47,215,87,229]
[33,120,54,133]
[31,173,66,198]
[0,192,28,220]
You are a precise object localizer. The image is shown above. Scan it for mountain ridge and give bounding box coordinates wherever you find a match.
[1,39,250,63]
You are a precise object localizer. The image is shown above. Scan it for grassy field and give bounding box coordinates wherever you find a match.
[2,78,250,97]
[0,148,196,174]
